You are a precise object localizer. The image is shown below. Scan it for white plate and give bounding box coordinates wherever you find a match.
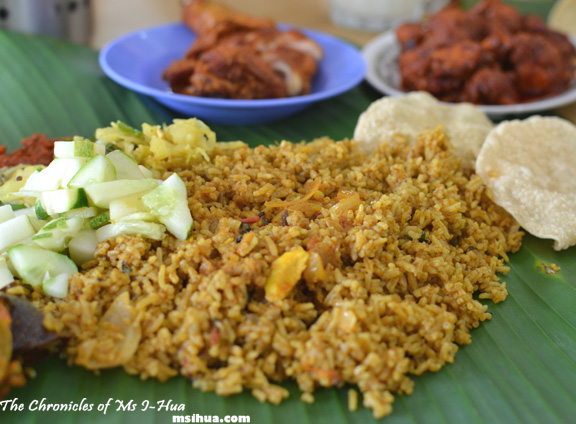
[362,31,576,119]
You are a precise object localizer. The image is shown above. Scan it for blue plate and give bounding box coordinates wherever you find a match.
[99,23,366,125]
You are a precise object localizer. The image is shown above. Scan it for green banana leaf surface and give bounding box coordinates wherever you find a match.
[1,17,576,424]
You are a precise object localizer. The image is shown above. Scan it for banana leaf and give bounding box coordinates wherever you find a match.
[1,25,575,424]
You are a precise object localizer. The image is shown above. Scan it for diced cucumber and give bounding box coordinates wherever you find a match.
[117,212,157,222]
[21,158,88,193]
[68,229,98,266]
[67,154,117,188]
[42,273,70,298]
[106,150,145,180]
[0,256,15,290]
[84,178,159,208]
[95,220,166,242]
[0,204,16,224]
[0,215,36,252]
[14,206,36,217]
[5,202,27,211]
[116,121,144,138]
[61,158,91,188]
[28,216,47,232]
[139,165,153,179]
[32,217,85,251]
[7,244,78,287]
[142,173,192,241]
[41,188,89,215]
[18,168,45,192]
[89,212,110,229]
[109,193,149,221]
[58,206,99,219]
[53,137,106,158]
[35,199,50,220]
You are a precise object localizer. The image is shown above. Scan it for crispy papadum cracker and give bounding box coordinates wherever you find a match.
[353,92,494,168]
[476,116,576,250]
[548,0,576,37]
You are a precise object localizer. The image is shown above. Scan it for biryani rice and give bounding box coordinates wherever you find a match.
[21,127,522,418]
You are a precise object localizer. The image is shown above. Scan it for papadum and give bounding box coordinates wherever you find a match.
[353,92,494,169]
[476,116,576,250]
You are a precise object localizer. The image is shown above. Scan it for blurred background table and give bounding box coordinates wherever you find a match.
[91,0,379,48]
[90,0,575,122]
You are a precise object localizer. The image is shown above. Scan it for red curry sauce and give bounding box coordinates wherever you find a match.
[0,134,57,167]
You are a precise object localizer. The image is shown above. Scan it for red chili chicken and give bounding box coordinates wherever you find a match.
[396,0,575,105]
[163,0,323,99]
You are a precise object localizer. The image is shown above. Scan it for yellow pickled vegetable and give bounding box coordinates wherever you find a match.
[0,165,40,205]
[303,251,327,284]
[265,247,309,302]
[95,118,220,172]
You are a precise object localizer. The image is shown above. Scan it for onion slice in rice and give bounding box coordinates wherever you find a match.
[76,292,142,369]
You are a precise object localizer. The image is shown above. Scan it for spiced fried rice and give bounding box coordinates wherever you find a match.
[15,127,523,418]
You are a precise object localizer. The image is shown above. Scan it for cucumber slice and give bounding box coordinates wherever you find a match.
[67,154,117,188]
[68,229,98,266]
[41,188,89,215]
[32,217,85,251]
[0,204,16,224]
[84,178,159,209]
[139,165,154,179]
[6,203,27,211]
[21,158,88,194]
[142,173,192,241]
[95,220,166,242]
[109,193,149,221]
[0,256,15,290]
[106,150,145,180]
[7,244,78,287]
[0,215,36,252]
[53,137,106,158]
[89,212,110,229]
[117,212,157,222]
[58,206,99,219]
[34,199,50,220]
[42,273,70,298]
[60,158,91,188]
[13,206,36,217]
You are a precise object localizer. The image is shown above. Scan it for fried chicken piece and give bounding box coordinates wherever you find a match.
[464,67,517,104]
[429,41,483,79]
[400,41,484,99]
[398,45,433,92]
[426,2,486,46]
[182,0,274,37]
[395,0,575,105]
[182,0,274,58]
[508,33,573,100]
[182,32,288,99]
[396,23,425,51]
[469,0,523,35]
[257,29,322,96]
[521,14,576,58]
[169,28,322,99]
[164,0,322,99]
[162,58,199,95]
